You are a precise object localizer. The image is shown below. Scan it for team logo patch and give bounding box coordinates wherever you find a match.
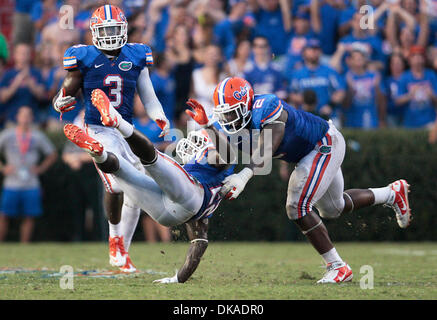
[119,61,132,71]
[319,145,331,154]
[233,85,248,101]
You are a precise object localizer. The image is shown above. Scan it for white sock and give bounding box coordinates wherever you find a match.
[321,247,343,265]
[108,221,121,238]
[369,186,394,205]
[93,150,108,163]
[117,118,134,138]
[120,205,140,252]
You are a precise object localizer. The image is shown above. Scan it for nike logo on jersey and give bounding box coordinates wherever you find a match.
[95,64,104,68]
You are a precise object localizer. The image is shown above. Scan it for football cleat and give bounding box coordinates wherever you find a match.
[119,254,137,273]
[63,124,103,156]
[109,236,126,267]
[91,88,120,127]
[386,179,411,228]
[317,261,353,284]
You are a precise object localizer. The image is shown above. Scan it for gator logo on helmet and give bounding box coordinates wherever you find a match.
[233,85,249,101]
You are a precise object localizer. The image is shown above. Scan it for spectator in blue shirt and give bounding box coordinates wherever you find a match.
[343,46,387,129]
[385,53,408,127]
[0,43,46,125]
[289,39,345,120]
[339,0,388,38]
[249,0,292,57]
[31,0,60,45]
[331,11,386,73]
[244,36,287,100]
[283,11,315,71]
[310,0,348,59]
[396,45,437,128]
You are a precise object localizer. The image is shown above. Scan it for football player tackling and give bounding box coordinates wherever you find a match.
[192,77,412,284]
[52,5,170,272]
[64,89,235,283]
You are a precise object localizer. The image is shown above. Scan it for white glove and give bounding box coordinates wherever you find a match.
[220,168,254,200]
[153,271,179,284]
[54,88,76,113]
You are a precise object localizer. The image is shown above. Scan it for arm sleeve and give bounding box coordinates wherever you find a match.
[136,67,168,122]
[63,46,79,71]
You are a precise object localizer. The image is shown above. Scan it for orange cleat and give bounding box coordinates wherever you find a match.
[119,254,137,273]
[91,89,119,127]
[109,236,126,267]
[63,124,103,156]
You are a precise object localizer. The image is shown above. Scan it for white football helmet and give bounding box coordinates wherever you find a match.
[176,130,210,164]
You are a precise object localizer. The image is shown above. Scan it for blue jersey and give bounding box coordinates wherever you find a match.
[385,75,405,126]
[344,71,382,129]
[253,7,291,56]
[250,94,329,163]
[244,62,287,98]
[289,64,345,113]
[398,69,437,128]
[339,34,385,71]
[63,43,153,126]
[183,143,234,220]
[316,3,341,55]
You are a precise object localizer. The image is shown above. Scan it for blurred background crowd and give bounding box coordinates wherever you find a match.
[1,0,437,242]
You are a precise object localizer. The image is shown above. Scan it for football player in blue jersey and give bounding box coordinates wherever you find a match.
[51,5,170,272]
[194,77,412,283]
[63,88,235,283]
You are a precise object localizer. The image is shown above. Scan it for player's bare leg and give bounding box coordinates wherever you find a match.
[342,181,412,228]
[294,212,333,254]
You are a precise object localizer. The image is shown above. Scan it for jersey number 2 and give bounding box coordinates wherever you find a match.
[103,75,123,108]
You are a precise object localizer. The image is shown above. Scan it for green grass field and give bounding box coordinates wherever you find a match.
[0,242,436,300]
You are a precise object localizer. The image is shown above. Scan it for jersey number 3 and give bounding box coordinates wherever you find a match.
[103,75,123,108]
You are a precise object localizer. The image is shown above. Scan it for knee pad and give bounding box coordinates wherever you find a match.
[316,198,344,219]
[286,200,306,220]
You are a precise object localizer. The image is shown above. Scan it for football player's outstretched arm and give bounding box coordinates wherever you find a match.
[220,111,287,200]
[52,70,83,113]
[153,218,208,284]
[137,67,170,137]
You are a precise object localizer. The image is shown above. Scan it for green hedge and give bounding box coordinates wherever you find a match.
[207,129,437,242]
[5,128,436,242]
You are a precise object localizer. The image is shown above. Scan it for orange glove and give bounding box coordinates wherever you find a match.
[185,99,209,126]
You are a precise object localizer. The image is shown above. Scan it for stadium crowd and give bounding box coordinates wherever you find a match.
[3,0,437,133]
[1,0,437,241]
